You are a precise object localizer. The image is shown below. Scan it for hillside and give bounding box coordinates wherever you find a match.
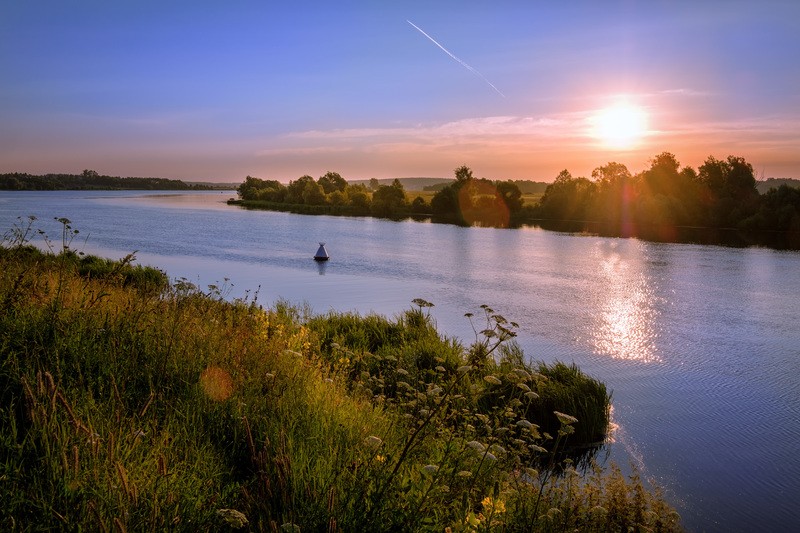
[756,178,800,194]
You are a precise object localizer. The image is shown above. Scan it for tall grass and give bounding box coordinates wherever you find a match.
[0,220,683,532]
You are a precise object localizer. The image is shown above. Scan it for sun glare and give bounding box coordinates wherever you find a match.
[591,103,649,149]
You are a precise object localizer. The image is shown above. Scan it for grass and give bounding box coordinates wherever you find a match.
[0,219,683,532]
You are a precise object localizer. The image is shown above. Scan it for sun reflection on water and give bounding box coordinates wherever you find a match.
[590,249,662,363]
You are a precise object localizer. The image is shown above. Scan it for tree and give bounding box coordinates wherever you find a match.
[537,170,596,221]
[371,179,408,217]
[286,175,316,204]
[642,152,682,197]
[591,162,631,186]
[302,180,327,205]
[454,165,474,183]
[410,196,429,214]
[495,181,523,213]
[724,156,757,201]
[590,162,635,226]
[698,156,728,196]
[237,176,267,200]
[430,165,477,220]
[318,171,347,194]
[347,187,371,212]
[431,185,458,217]
[697,155,758,226]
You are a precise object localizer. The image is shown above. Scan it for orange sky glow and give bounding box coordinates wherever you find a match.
[2,2,798,182]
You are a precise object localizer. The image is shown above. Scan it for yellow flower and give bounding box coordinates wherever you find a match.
[374,454,386,463]
[481,496,506,515]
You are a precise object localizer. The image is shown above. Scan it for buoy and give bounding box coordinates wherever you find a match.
[314,242,329,261]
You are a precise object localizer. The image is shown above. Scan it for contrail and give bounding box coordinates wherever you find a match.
[407,19,505,98]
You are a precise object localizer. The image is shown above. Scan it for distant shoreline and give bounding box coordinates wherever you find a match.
[0,172,236,191]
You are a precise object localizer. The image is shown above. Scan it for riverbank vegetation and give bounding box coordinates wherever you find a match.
[0,221,682,531]
[231,153,800,248]
[0,170,219,191]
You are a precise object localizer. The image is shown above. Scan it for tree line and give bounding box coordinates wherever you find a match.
[0,170,211,191]
[235,154,800,247]
[234,169,528,226]
[532,152,800,234]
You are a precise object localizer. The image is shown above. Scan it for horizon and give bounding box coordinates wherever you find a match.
[2,1,799,182]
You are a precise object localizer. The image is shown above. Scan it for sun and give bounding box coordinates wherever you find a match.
[591,103,649,149]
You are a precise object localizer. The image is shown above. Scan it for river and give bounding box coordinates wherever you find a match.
[2,190,799,532]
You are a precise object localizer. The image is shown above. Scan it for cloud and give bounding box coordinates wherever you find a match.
[658,88,713,97]
[283,114,586,144]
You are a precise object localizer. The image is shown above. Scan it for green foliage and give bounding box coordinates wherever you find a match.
[371,179,409,217]
[430,166,524,227]
[538,170,596,222]
[530,152,786,243]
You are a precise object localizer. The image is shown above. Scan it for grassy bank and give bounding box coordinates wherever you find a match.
[0,229,682,531]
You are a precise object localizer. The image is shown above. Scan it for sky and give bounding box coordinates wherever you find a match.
[1,0,799,183]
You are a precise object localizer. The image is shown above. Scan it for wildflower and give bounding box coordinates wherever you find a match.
[422,464,439,475]
[525,391,539,400]
[529,445,548,454]
[484,452,497,461]
[516,382,531,392]
[374,454,386,463]
[516,419,535,430]
[457,470,473,477]
[489,444,507,455]
[514,368,531,380]
[396,368,409,376]
[364,435,383,448]
[435,365,446,372]
[483,375,502,385]
[591,505,607,516]
[524,467,539,479]
[481,496,506,515]
[558,425,576,436]
[546,508,562,520]
[467,440,486,452]
[457,365,472,374]
[554,411,578,425]
[217,509,248,528]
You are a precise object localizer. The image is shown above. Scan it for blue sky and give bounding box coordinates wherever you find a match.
[2,1,799,182]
